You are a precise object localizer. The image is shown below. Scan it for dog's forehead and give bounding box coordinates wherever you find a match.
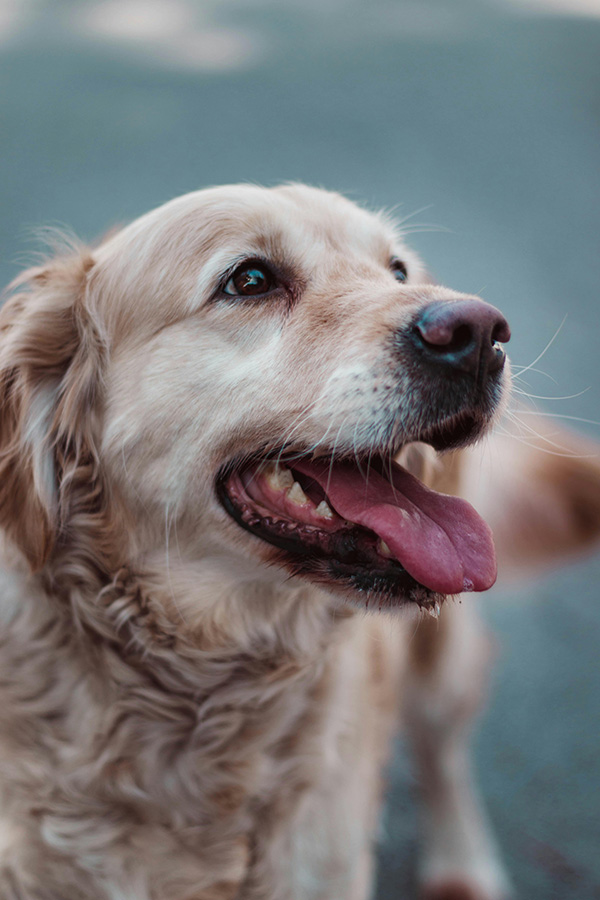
[190,184,399,265]
[266,184,396,255]
[101,185,403,267]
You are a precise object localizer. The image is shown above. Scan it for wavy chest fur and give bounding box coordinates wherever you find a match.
[0,563,401,900]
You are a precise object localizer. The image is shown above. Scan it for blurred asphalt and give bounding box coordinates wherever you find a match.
[1,1,599,896]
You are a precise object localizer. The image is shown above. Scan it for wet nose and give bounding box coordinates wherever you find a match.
[410,299,511,379]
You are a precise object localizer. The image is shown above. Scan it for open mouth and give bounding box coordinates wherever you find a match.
[216,433,497,610]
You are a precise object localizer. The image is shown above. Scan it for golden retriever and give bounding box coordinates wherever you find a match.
[0,184,599,900]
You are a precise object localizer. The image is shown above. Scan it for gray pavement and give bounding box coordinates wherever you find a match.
[1,1,599,896]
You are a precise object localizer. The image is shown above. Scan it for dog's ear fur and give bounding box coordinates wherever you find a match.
[462,420,600,577]
[0,248,104,570]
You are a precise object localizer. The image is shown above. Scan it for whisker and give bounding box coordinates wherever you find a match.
[512,365,558,384]
[365,430,377,493]
[281,418,338,464]
[398,225,453,236]
[394,204,436,228]
[504,409,595,457]
[273,399,321,461]
[326,418,350,495]
[498,431,595,459]
[504,408,566,447]
[351,420,369,493]
[384,438,400,504]
[514,410,600,427]
[511,386,591,402]
[514,315,567,378]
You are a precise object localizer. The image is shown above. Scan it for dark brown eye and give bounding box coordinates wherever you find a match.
[391,259,408,283]
[223,262,274,297]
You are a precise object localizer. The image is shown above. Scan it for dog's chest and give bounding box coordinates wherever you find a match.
[237,617,403,900]
[0,574,403,900]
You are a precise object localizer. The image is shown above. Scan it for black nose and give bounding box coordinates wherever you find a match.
[410,299,510,379]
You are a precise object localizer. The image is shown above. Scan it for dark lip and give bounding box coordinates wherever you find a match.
[413,410,486,451]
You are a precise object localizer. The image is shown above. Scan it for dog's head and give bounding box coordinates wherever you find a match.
[0,184,513,612]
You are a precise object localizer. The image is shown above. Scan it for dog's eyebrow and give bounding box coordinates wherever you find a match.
[187,248,260,313]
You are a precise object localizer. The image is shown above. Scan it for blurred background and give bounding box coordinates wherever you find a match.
[1,0,599,896]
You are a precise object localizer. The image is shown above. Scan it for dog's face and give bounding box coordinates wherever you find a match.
[90,184,510,610]
[0,184,511,612]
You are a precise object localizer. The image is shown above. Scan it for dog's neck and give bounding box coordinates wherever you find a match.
[39,548,351,691]
[4,551,355,763]
[140,560,344,662]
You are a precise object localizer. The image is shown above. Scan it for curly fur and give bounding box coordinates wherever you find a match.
[1,184,599,900]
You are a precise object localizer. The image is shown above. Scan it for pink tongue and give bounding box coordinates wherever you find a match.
[292,459,496,594]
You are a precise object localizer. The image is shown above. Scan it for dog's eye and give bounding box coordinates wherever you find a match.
[391,259,408,283]
[223,262,275,297]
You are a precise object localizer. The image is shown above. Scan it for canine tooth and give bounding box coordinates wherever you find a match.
[287,481,309,505]
[315,500,334,519]
[377,539,392,558]
[265,462,294,491]
[424,602,442,620]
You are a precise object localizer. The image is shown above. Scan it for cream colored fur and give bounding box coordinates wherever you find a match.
[0,184,598,900]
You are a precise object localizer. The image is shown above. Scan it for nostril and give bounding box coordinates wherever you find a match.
[492,319,511,344]
[445,323,472,354]
[414,320,474,354]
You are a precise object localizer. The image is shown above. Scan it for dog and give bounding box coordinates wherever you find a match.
[0,184,599,900]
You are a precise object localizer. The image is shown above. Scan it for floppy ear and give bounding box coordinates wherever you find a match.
[0,248,104,570]
[462,418,600,577]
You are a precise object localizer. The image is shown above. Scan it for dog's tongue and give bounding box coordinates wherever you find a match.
[292,459,496,594]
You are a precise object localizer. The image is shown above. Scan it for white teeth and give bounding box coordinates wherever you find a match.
[315,500,334,520]
[265,462,294,492]
[424,602,442,620]
[377,539,393,558]
[287,481,310,506]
